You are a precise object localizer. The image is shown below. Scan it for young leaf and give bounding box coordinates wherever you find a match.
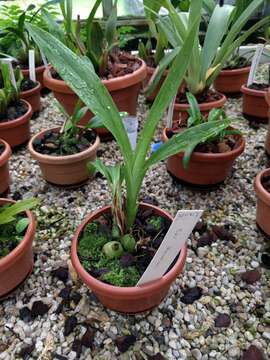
[16,218,30,234]
[0,198,39,225]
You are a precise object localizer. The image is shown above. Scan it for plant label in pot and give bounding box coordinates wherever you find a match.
[137,210,203,285]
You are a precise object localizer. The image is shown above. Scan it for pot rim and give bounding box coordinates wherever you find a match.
[28,126,100,164]
[0,100,33,130]
[71,202,188,298]
[43,58,147,93]
[21,64,46,74]
[265,88,270,105]
[174,92,227,111]
[218,66,251,76]
[163,127,245,161]
[254,168,270,205]
[20,81,41,97]
[241,84,268,97]
[0,198,36,271]
[0,139,12,167]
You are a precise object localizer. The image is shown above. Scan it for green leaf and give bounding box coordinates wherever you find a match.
[41,9,65,44]
[16,218,30,234]
[86,115,105,129]
[105,0,118,48]
[0,198,39,225]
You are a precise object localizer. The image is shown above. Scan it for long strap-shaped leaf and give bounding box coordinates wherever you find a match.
[26,23,133,165]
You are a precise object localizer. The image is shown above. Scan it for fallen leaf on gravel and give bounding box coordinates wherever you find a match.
[212,225,235,242]
[64,315,78,336]
[197,231,217,247]
[81,328,95,349]
[241,270,261,284]
[241,345,265,360]
[180,287,203,304]
[19,343,35,359]
[261,253,270,269]
[214,314,231,328]
[51,267,69,282]
[31,301,49,319]
[148,353,166,360]
[115,335,136,353]
[68,260,78,283]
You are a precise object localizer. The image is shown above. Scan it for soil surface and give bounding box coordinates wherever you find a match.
[145,55,156,68]
[78,207,173,287]
[51,51,141,81]
[0,100,28,122]
[262,174,270,193]
[33,128,96,156]
[176,90,222,104]
[248,83,270,91]
[0,143,4,156]
[21,79,38,92]
[223,57,251,70]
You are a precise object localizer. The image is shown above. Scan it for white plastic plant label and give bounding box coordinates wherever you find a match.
[29,49,36,82]
[137,210,203,286]
[40,50,50,75]
[1,59,17,90]
[247,44,264,86]
[122,115,138,151]
[166,95,176,128]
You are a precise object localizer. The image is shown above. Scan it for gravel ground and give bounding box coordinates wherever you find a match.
[0,84,270,360]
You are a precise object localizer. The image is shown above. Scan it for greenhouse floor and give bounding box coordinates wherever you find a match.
[0,91,269,360]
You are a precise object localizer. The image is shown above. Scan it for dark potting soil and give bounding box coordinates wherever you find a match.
[33,128,96,156]
[20,79,38,92]
[176,90,222,104]
[167,129,240,154]
[145,55,156,68]
[77,208,175,287]
[0,100,28,123]
[248,83,270,91]
[0,209,28,258]
[262,175,270,193]
[51,51,141,81]
[19,62,43,69]
[0,143,4,156]
[223,57,251,70]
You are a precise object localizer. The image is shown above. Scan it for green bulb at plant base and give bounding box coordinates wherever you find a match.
[103,241,124,259]
[121,234,136,253]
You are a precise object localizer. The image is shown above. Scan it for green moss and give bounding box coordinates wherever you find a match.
[148,216,164,232]
[78,222,108,261]
[101,266,140,287]
[0,216,25,258]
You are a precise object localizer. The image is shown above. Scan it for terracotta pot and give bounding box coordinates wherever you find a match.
[0,140,12,195]
[173,92,227,123]
[241,84,269,122]
[20,81,41,113]
[163,128,245,185]
[43,60,147,136]
[71,203,187,313]
[22,65,46,89]
[214,66,250,94]
[0,100,33,147]
[28,127,100,186]
[0,198,36,297]
[265,89,270,156]
[254,168,270,236]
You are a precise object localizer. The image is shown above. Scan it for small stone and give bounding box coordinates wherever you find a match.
[262,331,270,340]
[250,261,259,268]
[214,314,231,328]
[228,346,240,358]
[241,345,265,360]
[115,335,136,353]
[64,315,78,336]
[31,301,49,318]
[241,270,261,284]
[191,348,202,360]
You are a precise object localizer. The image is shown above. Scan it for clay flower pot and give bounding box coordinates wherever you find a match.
[22,64,46,89]
[254,168,270,237]
[265,89,270,156]
[71,203,187,313]
[163,128,245,186]
[0,100,33,147]
[20,81,42,114]
[241,84,269,122]
[43,60,147,136]
[0,198,36,297]
[28,127,100,186]
[214,66,250,95]
[0,139,12,195]
[173,92,227,123]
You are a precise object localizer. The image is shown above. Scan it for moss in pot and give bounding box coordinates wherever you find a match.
[29,100,100,186]
[27,9,233,312]
[0,63,33,147]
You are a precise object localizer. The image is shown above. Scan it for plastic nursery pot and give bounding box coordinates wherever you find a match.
[0,139,12,195]
[0,100,33,148]
[173,92,227,123]
[43,60,147,137]
[28,127,100,186]
[241,84,269,122]
[0,198,36,298]
[265,89,270,157]
[254,168,270,237]
[214,66,251,95]
[22,64,46,89]
[162,128,245,186]
[20,81,42,114]
[71,203,188,314]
